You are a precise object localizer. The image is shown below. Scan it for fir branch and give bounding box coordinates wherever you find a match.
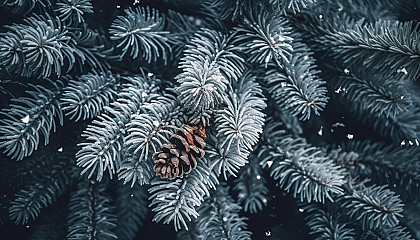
[209,0,255,21]
[76,75,158,182]
[360,226,414,240]
[115,183,149,240]
[337,180,404,230]
[233,157,269,214]
[121,94,181,186]
[180,30,245,82]
[55,0,93,25]
[196,184,252,240]
[67,180,117,240]
[61,72,120,121]
[337,72,412,118]
[9,161,70,225]
[0,80,64,160]
[260,120,346,202]
[264,43,328,121]
[342,141,420,202]
[109,7,170,64]
[268,0,315,14]
[215,73,266,155]
[303,204,356,240]
[176,59,228,112]
[305,15,420,80]
[68,26,115,72]
[234,8,293,67]
[0,15,75,78]
[148,158,218,231]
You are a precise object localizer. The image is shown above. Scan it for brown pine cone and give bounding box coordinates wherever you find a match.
[153,123,206,179]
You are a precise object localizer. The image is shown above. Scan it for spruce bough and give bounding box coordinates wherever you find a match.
[0,0,419,239]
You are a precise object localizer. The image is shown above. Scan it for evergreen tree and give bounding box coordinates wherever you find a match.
[0,0,419,239]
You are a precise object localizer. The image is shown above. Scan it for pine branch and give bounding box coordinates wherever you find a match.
[233,156,269,214]
[76,75,158,181]
[55,0,93,25]
[61,72,120,121]
[264,43,328,120]
[215,72,266,156]
[302,14,420,81]
[115,182,149,240]
[176,59,228,113]
[67,180,117,240]
[360,226,414,240]
[268,0,315,14]
[9,161,71,225]
[68,26,115,72]
[341,141,420,202]
[260,120,346,202]
[180,30,245,82]
[196,183,252,240]
[234,8,293,67]
[336,180,404,230]
[336,71,412,118]
[0,80,64,160]
[109,7,170,64]
[148,157,218,231]
[303,204,356,240]
[121,94,182,186]
[0,15,76,78]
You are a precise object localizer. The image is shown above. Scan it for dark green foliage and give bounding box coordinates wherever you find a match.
[0,80,64,160]
[115,183,148,240]
[56,0,93,25]
[61,72,120,121]
[233,156,269,213]
[0,0,419,239]
[195,184,252,240]
[304,204,356,240]
[109,7,170,63]
[67,180,117,240]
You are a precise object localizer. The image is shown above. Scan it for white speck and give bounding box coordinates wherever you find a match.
[415,139,419,146]
[401,140,406,146]
[265,231,271,236]
[346,134,354,140]
[141,92,148,98]
[256,175,261,180]
[338,7,343,11]
[397,68,408,75]
[57,147,63,152]
[344,68,350,74]
[148,72,154,77]
[262,198,267,204]
[152,120,160,127]
[130,194,134,197]
[400,96,404,100]
[26,225,30,228]
[409,140,413,145]
[158,196,165,201]
[281,82,287,87]
[393,184,397,187]
[319,14,323,19]
[298,208,304,212]
[21,115,30,123]
[335,87,342,93]
[223,217,228,222]
[116,5,121,8]
[332,122,345,128]
[303,55,309,60]
[318,126,323,136]
[267,160,273,167]
[133,0,140,5]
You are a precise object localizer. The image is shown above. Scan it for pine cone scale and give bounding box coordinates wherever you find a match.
[153,123,207,179]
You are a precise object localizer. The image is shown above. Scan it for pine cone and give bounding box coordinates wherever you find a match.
[153,123,206,179]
